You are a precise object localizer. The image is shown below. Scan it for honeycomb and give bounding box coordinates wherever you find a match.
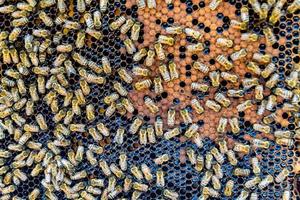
[0,0,299,199]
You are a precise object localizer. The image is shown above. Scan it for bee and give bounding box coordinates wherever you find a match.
[168,61,179,80]
[185,123,199,138]
[245,177,261,189]
[88,127,102,142]
[258,175,274,189]
[209,0,222,10]
[274,130,292,139]
[1,185,16,195]
[69,123,85,133]
[180,108,192,124]
[202,186,219,198]
[129,117,143,134]
[35,114,48,131]
[253,123,270,134]
[152,77,164,94]
[121,98,134,113]
[132,182,149,192]
[147,125,156,144]
[163,189,179,200]
[132,66,149,77]
[32,29,50,38]
[38,11,53,27]
[233,168,250,176]
[286,71,298,88]
[153,115,163,137]
[190,99,204,115]
[0,5,16,14]
[157,35,174,46]
[117,68,132,84]
[254,85,264,100]
[156,169,165,187]
[229,117,240,134]
[123,176,132,192]
[133,48,147,62]
[275,87,293,99]
[57,0,66,13]
[237,100,253,112]
[39,0,56,8]
[275,168,289,183]
[216,55,233,70]
[193,61,209,73]
[164,127,180,140]
[259,3,270,19]
[269,7,281,25]
[184,28,202,40]
[13,169,27,181]
[183,148,196,166]
[129,22,141,41]
[215,38,233,48]
[230,19,247,30]
[240,6,249,23]
[39,39,51,53]
[154,42,166,60]
[124,38,136,54]
[96,122,110,137]
[28,188,40,200]
[205,100,221,112]
[224,180,234,196]
[242,77,259,89]
[209,71,220,87]
[110,163,124,179]
[236,190,249,200]
[104,93,119,105]
[0,31,8,41]
[191,82,209,92]
[241,32,259,41]
[130,165,143,180]
[157,64,171,82]
[75,31,85,49]
[76,0,85,12]
[138,126,147,145]
[263,27,277,45]
[287,0,300,13]
[54,14,67,25]
[210,175,221,190]
[154,153,170,165]
[246,62,261,76]
[230,49,247,61]
[120,18,134,34]
[233,143,250,154]
[211,147,224,164]
[86,28,102,40]
[282,190,291,200]
[276,138,294,147]
[263,113,278,124]
[204,152,213,170]
[266,95,277,111]
[145,49,155,67]
[253,53,271,64]
[135,79,152,91]
[136,0,146,9]
[9,28,22,42]
[100,0,108,11]
[88,144,103,155]
[215,93,230,107]
[2,48,12,64]
[110,16,126,30]
[166,108,176,127]
[86,104,95,121]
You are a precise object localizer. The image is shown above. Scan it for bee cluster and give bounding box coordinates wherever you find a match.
[0,0,299,199]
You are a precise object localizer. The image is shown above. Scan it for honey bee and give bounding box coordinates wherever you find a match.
[233,143,250,154]
[132,182,149,192]
[158,35,174,46]
[130,165,143,180]
[163,189,179,200]
[224,180,234,196]
[144,96,158,113]
[287,0,300,13]
[145,49,155,67]
[96,122,109,137]
[253,123,270,134]
[190,99,204,115]
[165,25,183,34]
[253,53,271,64]
[113,128,124,144]
[237,100,253,112]
[216,55,233,70]
[201,171,213,186]
[205,100,221,112]
[245,177,261,189]
[230,19,247,30]
[286,71,298,88]
[28,188,40,200]
[121,98,134,113]
[266,95,277,111]
[159,64,171,82]
[86,28,102,40]
[229,117,240,134]
[184,28,202,40]
[35,114,48,131]
[131,22,141,41]
[132,66,149,76]
[236,190,249,200]
[274,130,292,139]
[246,62,261,75]
[75,31,85,49]
[154,42,166,60]
[99,0,108,11]
[269,7,281,25]
[209,0,222,10]
[110,16,126,30]
[133,48,147,62]
[156,169,165,187]
[0,5,16,14]
[123,176,132,192]
[241,33,259,42]
[276,138,294,147]
[259,3,270,19]
[184,123,199,138]
[120,18,134,34]
[118,68,133,83]
[167,108,176,127]
[240,6,249,23]
[129,117,143,134]
[86,104,95,121]
[32,29,50,38]
[139,126,148,145]
[154,153,170,165]
[180,108,192,124]
[8,28,21,43]
[258,175,274,189]
[1,185,16,195]
[191,82,209,92]
[154,115,164,137]
[193,61,209,73]
[211,147,224,164]
[168,61,179,80]
[124,38,136,54]
[38,11,53,27]
[254,85,264,100]
[233,168,250,176]
[164,127,180,140]
[215,93,230,107]
[153,77,164,94]
[263,27,277,45]
[230,48,247,61]
[275,87,293,99]
[275,168,289,183]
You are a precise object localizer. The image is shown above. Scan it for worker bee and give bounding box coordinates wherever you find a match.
[286,71,298,88]
[275,168,289,183]
[209,71,220,87]
[113,128,123,144]
[120,18,134,34]
[0,5,16,14]
[253,53,271,64]
[132,182,149,192]
[56,44,73,53]
[28,188,40,200]
[209,0,222,10]
[216,37,233,48]
[237,100,253,112]
[259,3,270,19]
[242,77,259,89]
[211,147,224,164]
[263,27,277,45]
[129,117,143,134]
[164,127,180,140]
[251,157,261,175]
[246,62,261,75]
[269,7,281,25]
[139,126,148,145]
[163,189,179,200]
[9,28,22,42]
[75,31,85,49]
[216,55,233,70]
[133,48,147,62]
[96,122,110,137]
[154,42,166,60]
[155,115,163,137]
[258,175,274,189]
[233,168,250,176]
[101,56,112,75]
[110,163,124,179]
[205,100,221,112]
[113,81,128,96]
[123,176,132,192]
[158,64,171,82]
[3,49,12,64]
[168,61,179,80]
[144,96,159,114]
[276,138,294,147]
[35,114,48,131]
[228,117,240,134]
[130,165,144,180]
[110,16,126,30]
[230,49,247,61]
[253,123,270,134]
[274,87,293,99]
[274,130,292,139]
[88,127,102,142]
[118,68,133,83]
[32,29,50,38]
[191,82,209,92]
[117,152,127,171]
[224,180,234,196]
[201,171,213,186]
[145,49,155,66]
[165,25,183,34]
[184,28,202,40]
[38,11,53,27]
[121,98,134,113]
[240,6,249,23]
[233,143,250,154]
[254,85,264,100]
[124,38,136,54]
[190,99,204,115]
[204,152,213,170]
[167,108,176,127]
[1,185,16,195]
[156,169,165,187]
[153,77,164,94]
[86,104,95,121]
[129,22,141,41]
[154,154,170,165]
[146,125,156,144]
[158,35,175,46]
[215,93,230,107]
[185,123,199,138]
[287,0,300,13]
[236,190,249,200]
[241,33,259,42]
[132,66,149,76]
[245,177,261,189]
[86,28,102,40]
[193,61,209,73]
[266,95,277,111]
[180,108,192,124]
[230,19,247,30]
